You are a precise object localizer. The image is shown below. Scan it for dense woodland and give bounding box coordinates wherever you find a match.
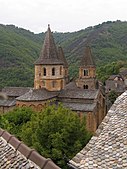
[1,20,127,87]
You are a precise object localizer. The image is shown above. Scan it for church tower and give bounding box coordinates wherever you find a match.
[34,25,69,91]
[76,46,98,90]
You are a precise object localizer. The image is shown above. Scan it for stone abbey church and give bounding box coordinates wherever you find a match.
[0,25,106,132]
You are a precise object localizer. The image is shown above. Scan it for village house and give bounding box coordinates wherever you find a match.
[105,74,125,95]
[0,25,106,133]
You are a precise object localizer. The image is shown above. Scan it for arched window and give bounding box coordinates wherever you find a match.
[83,85,88,89]
[43,67,46,76]
[61,80,63,89]
[52,81,56,88]
[84,69,88,76]
[65,69,67,76]
[52,67,55,76]
[42,80,45,86]
[86,85,88,89]
[60,66,62,75]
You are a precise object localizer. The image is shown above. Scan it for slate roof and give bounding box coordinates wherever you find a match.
[58,46,68,67]
[69,91,127,169]
[58,88,99,100]
[64,81,78,90]
[63,102,97,112]
[17,88,59,101]
[2,87,31,97]
[105,79,125,94]
[0,99,16,107]
[35,25,64,65]
[108,74,123,80]
[0,128,60,169]
[80,46,95,67]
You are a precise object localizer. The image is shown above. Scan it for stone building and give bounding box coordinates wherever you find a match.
[76,46,98,90]
[105,74,125,95]
[0,87,31,113]
[119,68,127,88]
[68,91,127,169]
[34,24,69,91]
[0,25,106,133]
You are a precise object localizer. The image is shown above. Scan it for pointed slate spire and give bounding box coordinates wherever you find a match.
[80,46,95,67]
[58,46,68,67]
[35,25,64,65]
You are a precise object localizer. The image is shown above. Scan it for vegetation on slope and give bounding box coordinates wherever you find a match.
[1,20,127,87]
[0,24,41,88]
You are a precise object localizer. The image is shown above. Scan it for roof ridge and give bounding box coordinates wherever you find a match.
[0,128,60,169]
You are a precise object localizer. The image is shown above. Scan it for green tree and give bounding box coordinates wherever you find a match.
[0,107,34,138]
[21,104,91,168]
[108,90,118,104]
[0,105,92,168]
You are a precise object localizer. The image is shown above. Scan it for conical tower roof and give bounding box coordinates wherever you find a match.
[35,25,64,65]
[58,46,68,67]
[80,46,95,67]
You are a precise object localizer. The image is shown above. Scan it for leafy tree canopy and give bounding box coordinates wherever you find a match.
[0,104,92,168]
[108,90,118,104]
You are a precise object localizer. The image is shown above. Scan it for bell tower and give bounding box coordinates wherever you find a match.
[76,46,98,90]
[34,25,69,91]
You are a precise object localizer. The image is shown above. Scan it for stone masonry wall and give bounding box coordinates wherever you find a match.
[69,91,127,169]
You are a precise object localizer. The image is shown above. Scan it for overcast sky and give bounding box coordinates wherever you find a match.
[0,0,127,33]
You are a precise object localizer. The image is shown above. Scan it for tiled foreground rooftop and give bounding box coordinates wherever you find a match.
[0,129,60,169]
[69,91,127,169]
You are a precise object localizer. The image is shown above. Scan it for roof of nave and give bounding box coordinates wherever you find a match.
[35,25,65,65]
[69,91,127,169]
[2,87,32,97]
[62,102,97,112]
[58,82,99,99]
[80,46,95,67]
[0,128,60,169]
[16,88,59,101]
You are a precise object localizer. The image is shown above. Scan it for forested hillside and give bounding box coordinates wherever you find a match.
[1,20,127,88]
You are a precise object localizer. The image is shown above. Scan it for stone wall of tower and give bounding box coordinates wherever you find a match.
[76,78,98,90]
[79,67,96,78]
[77,66,97,90]
[34,65,67,91]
